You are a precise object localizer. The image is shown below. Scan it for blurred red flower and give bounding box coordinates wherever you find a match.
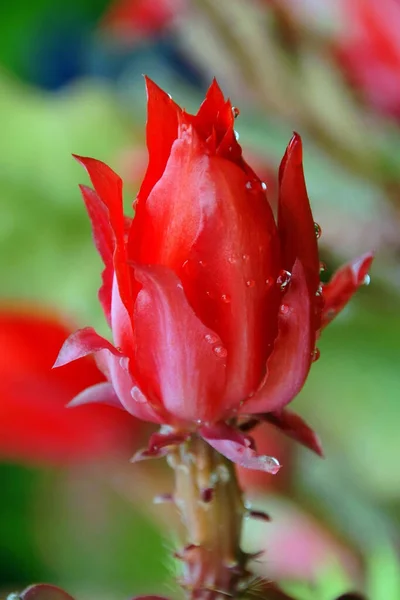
[337,0,400,117]
[0,308,137,465]
[103,0,185,38]
[55,78,372,472]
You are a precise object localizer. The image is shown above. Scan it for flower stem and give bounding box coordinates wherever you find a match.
[168,434,249,600]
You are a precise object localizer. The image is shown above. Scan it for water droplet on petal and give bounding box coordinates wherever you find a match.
[177,283,183,290]
[213,345,228,358]
[228,255,238,264]
[234,130,240,141]
[245,181,253,190]
[279,304,290,315]
[314,222,322,239]
[232,106,240,118]
[246,279,255,288]
[363,274,371,286]
[205,333,219,344]
[276,269,292,290]
[221,294,231,303]
[261,181,267,191]
[242,254,249,261]
[131,386,147,403]
[199,260,207,267]
[116,346,122,353]
[311,348,321,362]
[265,277,273,288]
[315,285,323,297]
[119,356,129,370]
[319,261,327,274]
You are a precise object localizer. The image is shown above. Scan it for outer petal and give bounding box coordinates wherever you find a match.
[278,134,319,296]
[53,327,120,367]
[74,155,133,320]
[130,124,280,410]
[242,260,313,414]
[132,264,227,424]
[67,382,124,410]
[322,252,373,328]
[137,77,181,203]
[131,429,191,462]
[16,583,75,600]
[79,184,114,326]
[261,409,323,457]
[200,422,281,474]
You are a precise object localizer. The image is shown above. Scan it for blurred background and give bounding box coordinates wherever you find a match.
[1,0,399,598]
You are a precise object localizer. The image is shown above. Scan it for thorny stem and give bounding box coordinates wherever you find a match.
[167,434,250,600]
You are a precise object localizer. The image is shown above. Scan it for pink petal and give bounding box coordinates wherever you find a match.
[261,409,323,456]
[79,184,114,326]
[241,260,313,414]
[322,252,374,328]
[132,264,227,424]
[278,133,319,296]
[137,77,181,203]
[131,429,190,462]
[74,155,133,319]
[200,422,281,474]
[67,382,124,410]
[53,327,120,368]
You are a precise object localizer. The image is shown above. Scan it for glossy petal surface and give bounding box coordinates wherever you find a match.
[242,260,312,414]
[132,264,227,424]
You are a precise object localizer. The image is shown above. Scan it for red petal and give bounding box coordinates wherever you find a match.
[131,429,190,461]
[68,381,124,410]
[242,260,313,414]
[201,422,281,474]
[322,252,374,328]
[278,134,319,295]
[132,264,227,424]
[261,409,323,456]
[74,155,133,319]
[79,184,114,326]
[137,77,181,203]
[53,327,120,368]
[130,124,280,409]
[194,78,235,145]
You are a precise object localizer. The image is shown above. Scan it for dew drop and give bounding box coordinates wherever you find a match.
[315,285,323,297]
[177,282,183,290]
[314,222,322,239]
[265,276,273,288]
[279,304,290,315]
[199,260,207,267]
[221,294,231,303]
[213,345,228,358]
[119,356,129,370]
[234,130,240,141]
[242,254,249,261]
[232,106,240,118]
[246,279,255,288]
[319,261,327,274]
[245,181,253,190]
[116,346,122,353]
[261,181,267,191]
[276,269,292,290]
[311,348,321,362]
[228,255,238,264]
[130,386,147,403]
[363,274,371,286]
[205,333,219,344]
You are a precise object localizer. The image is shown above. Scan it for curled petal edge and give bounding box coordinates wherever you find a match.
[200,422,281,474]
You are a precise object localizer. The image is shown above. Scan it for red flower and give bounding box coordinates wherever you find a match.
[336,0,400,117]
[0,307,137,465]
[103,0,185,37]
[55,78,372,472]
